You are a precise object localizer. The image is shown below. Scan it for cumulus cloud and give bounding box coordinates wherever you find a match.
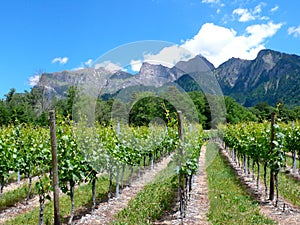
[288,25,300,37]
[52,57,69,65]
[232,4,267,22]
[181,22,282,67]
[130,59,143,72]
[143,45,194,67]
[233,8,255,22]
[94,60,124,72]
[128,45,194,72]
[29,75,41,86]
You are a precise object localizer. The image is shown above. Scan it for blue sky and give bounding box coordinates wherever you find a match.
[0,0,300,98]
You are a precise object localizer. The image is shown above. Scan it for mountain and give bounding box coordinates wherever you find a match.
[36,49,300,107]
[136,62,177,86]
[36,55,212,98]
[216,49,300,107]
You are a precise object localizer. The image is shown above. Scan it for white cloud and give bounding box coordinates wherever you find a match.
[201,0,220,4]
[233,8,255,22]
[232,4,267,22]
[143,45,194,67]
[270,5,279,12]
[288,26,300,37]
[130,59,143,72]
[84,59,93,67]
[128,45,194,72]
[181,22,282,67]
[253,4,262,14]
[29,75,41,86]
[72,59,94,70]
[52,57,69,65]
[94,60,124,72]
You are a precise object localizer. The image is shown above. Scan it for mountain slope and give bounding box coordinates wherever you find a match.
[216,49,300,107]
[36,49,300,108]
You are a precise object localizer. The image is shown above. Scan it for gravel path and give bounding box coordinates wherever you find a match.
[3,175,39,194]
[182,145,210,225]
[0,195,40,224]
[74,154,173,225]
[154,145,211,225]
[219,142,300,225]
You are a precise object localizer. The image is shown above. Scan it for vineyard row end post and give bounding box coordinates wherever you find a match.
[49,110,61,225]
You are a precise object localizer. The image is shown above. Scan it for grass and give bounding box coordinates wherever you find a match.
[0,182,37,211]
[233,150,300,209]
[285,154,300,169]
[112,161,178,225]
[5,176,110,225]
[206,142,274,225]
[3,163,157,225]
[258,162,300,208]
[277,170,300,207]
[6,172,26,184]
[1,172,51,210]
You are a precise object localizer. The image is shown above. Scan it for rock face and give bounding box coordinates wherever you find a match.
[36,55,213,98]
[36,49,300,107]
[216,49,300,107]
[136,62,177,87]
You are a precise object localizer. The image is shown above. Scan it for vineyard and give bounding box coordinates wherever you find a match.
[0,111,204,224]
[1,109,300,224]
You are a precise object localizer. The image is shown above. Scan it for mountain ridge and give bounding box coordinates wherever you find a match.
[36,49,300,107]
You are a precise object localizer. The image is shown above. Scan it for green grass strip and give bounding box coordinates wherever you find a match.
[206,142,274,225]
[285,154,300,169]
[0,182,38,211]
[5,176,110,225]
[112,161,177,225]
[4,164,157,225]
[258,164,300,208]
[279,173,300,207]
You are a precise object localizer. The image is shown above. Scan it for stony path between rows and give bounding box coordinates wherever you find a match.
[0,195,40,224]
[74,154,173,225]
[0,175,42,224]
[182,145,210,225]
[154,145,211,225]
[218,142,300,225]
[3,175,39,194]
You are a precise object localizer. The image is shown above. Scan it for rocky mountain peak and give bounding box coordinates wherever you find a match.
[138,62,170,78]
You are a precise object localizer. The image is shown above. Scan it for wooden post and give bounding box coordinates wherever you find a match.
[116,122,120,197]
[292,122,297,174]
[177,111,184,221]
[269,112,275,201]
[49,110,61,225]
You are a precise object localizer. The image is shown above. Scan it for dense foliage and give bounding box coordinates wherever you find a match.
[221,120,300,204]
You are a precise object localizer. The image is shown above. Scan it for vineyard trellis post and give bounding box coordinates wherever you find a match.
[269,112,276,201]
[177,111,185,221]
[292,122,297,174]
[49,110,61,225]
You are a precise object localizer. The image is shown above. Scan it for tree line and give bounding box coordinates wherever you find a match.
[0,85,299,127]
